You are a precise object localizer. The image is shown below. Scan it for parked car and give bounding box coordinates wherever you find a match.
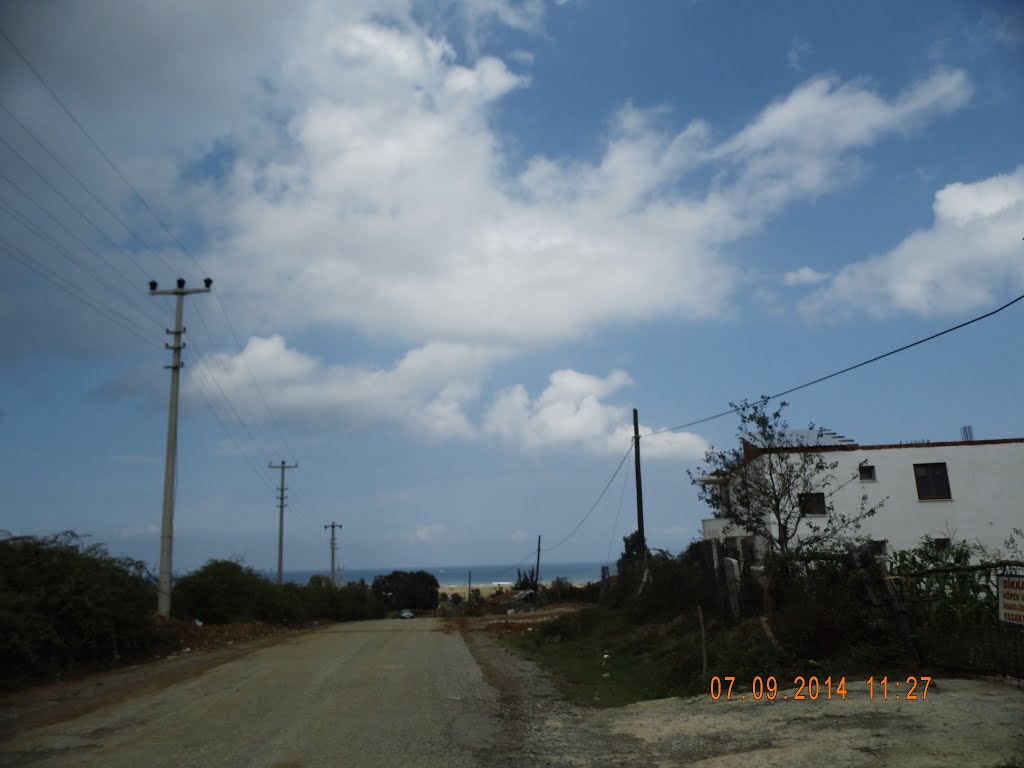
[399,609,415,619]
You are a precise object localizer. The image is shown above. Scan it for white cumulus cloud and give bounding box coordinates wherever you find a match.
[784,266,831,286]
[188,335,495,438]
[802,167,1024,317]
[483,369,707,459]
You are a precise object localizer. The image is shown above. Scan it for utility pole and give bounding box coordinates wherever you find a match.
[150,277,212,619]
[633,408,646,553]
[325,522,342,586]
[535,535,542,591]
[271,460,298,585]
[468,570,472,603]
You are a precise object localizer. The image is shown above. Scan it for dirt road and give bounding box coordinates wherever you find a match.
[3,618,1022,767]
[1,619,500,768]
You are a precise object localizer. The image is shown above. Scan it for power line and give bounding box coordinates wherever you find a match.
[0,239,159,348]
[649,291,1024,437]
[0,172,167,330]
[182,351,277,494]
[0,27,189,277]
[0,201,166,339]
[179,345,321,538]
[543,441,634,553]
[1,28,319,511]
[606,445,633,564]
[179,343,319,531]
[0,102,174,280]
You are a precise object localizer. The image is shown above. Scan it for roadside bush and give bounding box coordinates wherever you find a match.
[371,570,439,611]
[338,579,387,620]
[0,532,170,687]
[303,574,336,620]
[514,567,538,591]
[614,538,723,623]
[172,559,287,624]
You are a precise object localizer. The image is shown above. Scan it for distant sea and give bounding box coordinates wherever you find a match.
[272,561,609,588]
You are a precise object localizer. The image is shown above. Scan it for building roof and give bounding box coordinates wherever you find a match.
[744,437,1024,460]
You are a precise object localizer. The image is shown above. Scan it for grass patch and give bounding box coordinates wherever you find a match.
[499,607,791,707]
[500,607,671,706]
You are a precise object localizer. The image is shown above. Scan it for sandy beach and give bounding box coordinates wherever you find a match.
[440,583,515,599]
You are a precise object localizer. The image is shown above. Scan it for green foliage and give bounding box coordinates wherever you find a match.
[514,566,538,591]
[507,607,788,705]
[547,580,602,606]
[614,530,648,601]
[0,532,170,687]
[370,570,440,611]
[173,559,298,624]
[1,533,397,690]
[892,534,996,624]
[766,554,901,666]
[335,579,387,621]
[613,538,728,622]
[1002,527,1024,560]
[688,399,884,555]
[543,576,576,603]
[174,563,388,625]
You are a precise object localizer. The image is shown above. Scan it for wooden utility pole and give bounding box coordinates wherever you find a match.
[468,570,472,602]
[325,522,342,586]
[271,460,298,584]
[535,535,542,591]
[633,408,646,552]
[150,277,212,618]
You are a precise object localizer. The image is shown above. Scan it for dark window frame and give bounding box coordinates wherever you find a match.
[859,464,876,482]
[914,462,951,500]
[798,491,827,517]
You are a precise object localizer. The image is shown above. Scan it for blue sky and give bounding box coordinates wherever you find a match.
[0,0,1021,575]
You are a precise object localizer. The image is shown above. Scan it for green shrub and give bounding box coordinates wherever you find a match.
[0,532,169,687]
[370,570,439,611]
[172,559,289,624]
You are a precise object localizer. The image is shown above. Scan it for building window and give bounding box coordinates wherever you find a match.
[718,486,731,514]
[914,463,951,500]
[859,464,876,482]
[798,492,827,517]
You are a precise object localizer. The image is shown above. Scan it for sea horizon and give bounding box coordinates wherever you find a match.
[269,560,612,588]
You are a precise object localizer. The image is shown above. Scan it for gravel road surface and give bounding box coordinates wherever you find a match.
[1,619,499,768]
[3,617,1022,767]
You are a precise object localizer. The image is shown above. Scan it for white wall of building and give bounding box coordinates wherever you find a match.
[703,440,1024,556]
[814,441,1023,555]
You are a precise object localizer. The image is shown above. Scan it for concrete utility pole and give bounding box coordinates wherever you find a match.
[325,522,342,586]
[150,277,212,618]
[633,408,646,553]
[271,460,299,584]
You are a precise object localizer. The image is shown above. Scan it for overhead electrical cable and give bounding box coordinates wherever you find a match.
[1,27,324,512]
[606,445,633,564]
[0,172,167,330]
[0,101,174,280]
[0,239,159,348]
[648,291,1024,437]
[542,441,634,553]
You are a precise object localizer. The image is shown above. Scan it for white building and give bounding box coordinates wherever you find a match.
[700,436,1024,557]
